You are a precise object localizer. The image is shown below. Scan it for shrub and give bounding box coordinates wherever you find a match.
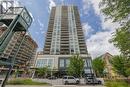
[105,80,130,87]
[7,78,49,85]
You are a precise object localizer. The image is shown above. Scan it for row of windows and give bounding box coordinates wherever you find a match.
[36,58,92,69]
[59,58,91,68]
[68,6,80,54]
[50,6,61,54]
[59,59,70,67]
[36,59,54,68]
[52,34,60,37]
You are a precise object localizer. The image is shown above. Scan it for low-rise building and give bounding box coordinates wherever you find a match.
[101,52,119,78]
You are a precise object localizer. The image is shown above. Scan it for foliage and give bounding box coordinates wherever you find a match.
[101,0,130,22]
[7,78,49,85]
[110,24,130,56]
[67,54,84,78]
[110,55,130,78]
[92,57,105,77]
[13,68,20,78]
[35,67,49,77]
[101,0,130,57]
[105,80,130,87]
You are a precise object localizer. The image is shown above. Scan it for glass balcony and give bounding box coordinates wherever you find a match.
[1,7,32,30]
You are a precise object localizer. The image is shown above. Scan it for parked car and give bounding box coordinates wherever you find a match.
[62,76,80,85]
[48,76,57,80]
[84,74,102,84]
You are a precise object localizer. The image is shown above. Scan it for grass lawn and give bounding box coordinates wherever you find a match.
[7,78,50,85]
[105,80,130,87]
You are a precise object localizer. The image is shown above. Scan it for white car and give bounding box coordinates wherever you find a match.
[62,76,80,85]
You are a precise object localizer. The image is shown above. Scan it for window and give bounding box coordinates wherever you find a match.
[48,59,53,68]
[87,60,92,67]
[60,59,64,67]
[86,60,88,67]
[68,77,74,79]
[56,48,59,51]
[63,77,67,79]
[36,59,54,68]
[84,60,87,67]
[66,59,70,67]
[42,59,47,67]
[71,49,74,53]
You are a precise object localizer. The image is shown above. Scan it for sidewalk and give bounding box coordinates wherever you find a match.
[6,85,105,87]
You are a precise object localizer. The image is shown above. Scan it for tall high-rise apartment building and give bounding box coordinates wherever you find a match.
[44,6,88,55]
[36,6,92,75]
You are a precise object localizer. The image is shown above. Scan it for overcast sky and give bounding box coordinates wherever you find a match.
[16,0,120,58]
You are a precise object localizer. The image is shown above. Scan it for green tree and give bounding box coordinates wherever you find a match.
[14,68,20,78]
[110,55,130,78]
[110,27,130,57]
[35,67,49,78]
[101,0,130,22]
[92,57,105,77]
[67,54,84,78]
[101,0,130,57]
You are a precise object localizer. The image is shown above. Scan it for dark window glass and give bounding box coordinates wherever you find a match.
[68,77,74,79]
[63,77,67,79]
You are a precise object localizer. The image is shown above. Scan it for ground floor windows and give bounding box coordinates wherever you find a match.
[48,59,53,68]
[36,58,54,68]
[59,58,92,69]
[35,56,93,78]
[86,59,92,67]
[36,57,92,72]
[59,58,70,69]
[59,59,65,67]
[66,59,70,67]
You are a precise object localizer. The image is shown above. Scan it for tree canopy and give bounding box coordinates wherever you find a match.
[110,55,130,78]
[92,57,105,77]
[101,0,130,57]
[101,0,130,23]
[67,54,84,78]
[110,27,130,56]
[35,67,49,78]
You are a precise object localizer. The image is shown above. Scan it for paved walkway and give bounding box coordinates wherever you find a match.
[6,85,104,87]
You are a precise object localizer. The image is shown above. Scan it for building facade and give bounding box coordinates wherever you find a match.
[35,6,92,75]
[0,31,38,71]
[0,1,37,73]
[101,52,119,78]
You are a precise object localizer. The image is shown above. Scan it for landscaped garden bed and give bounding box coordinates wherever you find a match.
[105,79,130,87]
[7,78,50,85]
